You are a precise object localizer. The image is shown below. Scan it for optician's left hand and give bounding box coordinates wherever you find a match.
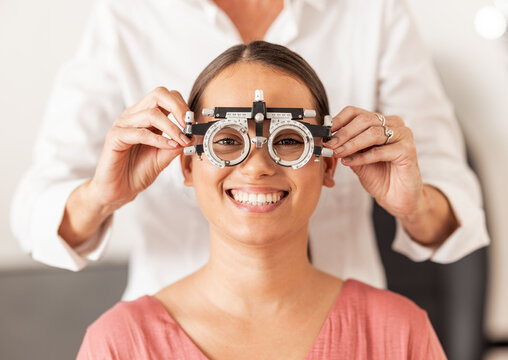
[323,105,424,222]
[323,105,459,246]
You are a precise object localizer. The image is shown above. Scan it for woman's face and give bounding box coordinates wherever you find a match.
[181,62,337,246]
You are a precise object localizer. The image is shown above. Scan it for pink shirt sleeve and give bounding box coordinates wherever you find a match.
[306,279,446,359]
[416,313,447,359]
[358,280,446,359]
[76,296,207,360]
[76,300,151,360]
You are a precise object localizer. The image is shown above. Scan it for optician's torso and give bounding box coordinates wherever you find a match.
[109,0,387,300]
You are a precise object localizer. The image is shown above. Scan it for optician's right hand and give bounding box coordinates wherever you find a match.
[89,87,192,214]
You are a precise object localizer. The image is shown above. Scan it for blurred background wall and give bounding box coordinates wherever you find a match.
[0,0,507,359]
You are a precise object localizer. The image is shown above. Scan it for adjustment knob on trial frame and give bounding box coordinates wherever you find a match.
[255,89,264,101]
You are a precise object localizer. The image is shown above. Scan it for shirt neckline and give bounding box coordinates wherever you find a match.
[145,278,354,359]
[185,0,326,12]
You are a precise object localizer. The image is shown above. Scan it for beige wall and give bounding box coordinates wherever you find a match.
[1,0,506,339]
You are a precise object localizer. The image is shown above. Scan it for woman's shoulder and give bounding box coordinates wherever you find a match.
[340,279,425,319]
[89,295,170,331]
[77,296,181,359]
[332,279,446,359]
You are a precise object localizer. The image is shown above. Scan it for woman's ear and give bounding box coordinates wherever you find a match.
[180,153,194,187]
[322,156,338,188]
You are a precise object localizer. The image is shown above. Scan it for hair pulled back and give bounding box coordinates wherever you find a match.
[188,41,329,123]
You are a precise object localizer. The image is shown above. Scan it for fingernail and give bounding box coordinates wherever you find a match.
[326,137,338,146]
[334,146,345,154]
[342,156,352,163]
[168,139,178,148]
[179,133,191,144]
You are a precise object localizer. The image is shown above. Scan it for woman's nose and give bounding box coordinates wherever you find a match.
[238,142,277,179]
[237,121,277,178]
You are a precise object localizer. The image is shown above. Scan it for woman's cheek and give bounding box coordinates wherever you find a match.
[298,173,324,213]
[192,162,218,215]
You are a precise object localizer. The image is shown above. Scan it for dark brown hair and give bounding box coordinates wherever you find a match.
[188,41,329,123]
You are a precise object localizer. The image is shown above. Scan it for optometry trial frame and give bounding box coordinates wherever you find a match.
[183,89,334,169]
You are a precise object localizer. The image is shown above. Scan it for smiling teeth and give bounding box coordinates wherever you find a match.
[231,190,285,206]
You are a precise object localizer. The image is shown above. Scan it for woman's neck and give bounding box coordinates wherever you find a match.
[196,223,317,317]
[214,0,284,43]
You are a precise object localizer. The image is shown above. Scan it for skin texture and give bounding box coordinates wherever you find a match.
[155,62,343,360]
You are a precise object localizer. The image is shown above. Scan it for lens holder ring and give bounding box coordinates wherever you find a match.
[203,118,250,168]
[267,119,314,169]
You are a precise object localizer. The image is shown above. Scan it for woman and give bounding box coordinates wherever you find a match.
[77,41,446,359]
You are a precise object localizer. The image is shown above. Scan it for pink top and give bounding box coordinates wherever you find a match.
[77,279,446,359]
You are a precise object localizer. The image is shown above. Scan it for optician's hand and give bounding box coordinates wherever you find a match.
[58,87,192,248]
[90,87,191,213]
[323,106,422,219]
[323,106,457,246]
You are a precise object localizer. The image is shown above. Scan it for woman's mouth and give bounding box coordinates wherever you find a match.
[226,188,289,212]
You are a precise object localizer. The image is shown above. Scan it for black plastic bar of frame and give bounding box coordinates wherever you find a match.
[252,100,267,118]
[196,144,204,156]
[256,121,263,137]
[313,146,322,156]
[190,121,217,136]
[214,107,252,118]
[304,123,331,138]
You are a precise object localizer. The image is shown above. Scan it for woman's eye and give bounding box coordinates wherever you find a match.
[215,138,241,146]
[275,138,303,146]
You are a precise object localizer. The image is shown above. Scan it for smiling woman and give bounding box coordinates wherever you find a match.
[76,41,446,360]
[184,78,326,249]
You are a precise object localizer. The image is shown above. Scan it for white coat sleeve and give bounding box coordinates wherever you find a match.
[9,0,124,271]
[376,0,490,262]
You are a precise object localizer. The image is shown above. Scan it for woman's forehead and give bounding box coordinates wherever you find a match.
[201,62,314,109]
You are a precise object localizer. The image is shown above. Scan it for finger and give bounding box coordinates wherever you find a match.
[330,106,361,132]
[123,87,190,128]
[325,111,380,149]
[335,122,409,157]
[332,125,386,158]
[329,106,367,133]
[155,147,184,173]
[341,141,416,167]
[107,127,181,152]
[115,108,191,146]
[387,114,405,127]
